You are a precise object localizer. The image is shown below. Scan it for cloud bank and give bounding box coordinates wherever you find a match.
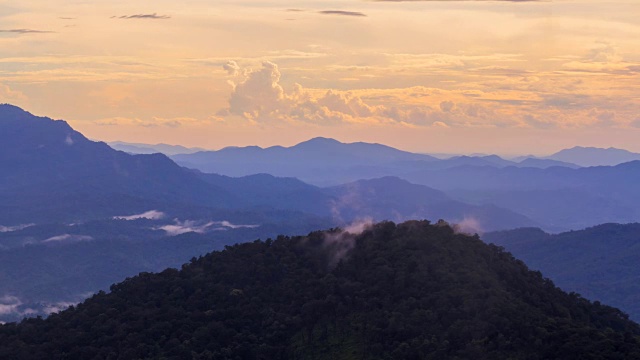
[220,61,524,128]
[114,210,166,221]
[157,219,259,235]
[0,224,33,233]
[43,234,93,243]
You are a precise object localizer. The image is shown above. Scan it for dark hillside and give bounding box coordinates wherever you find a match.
[484,223,640,321]
[1,220,638,359]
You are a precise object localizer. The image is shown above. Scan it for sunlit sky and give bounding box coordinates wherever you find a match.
[1,0,639,155]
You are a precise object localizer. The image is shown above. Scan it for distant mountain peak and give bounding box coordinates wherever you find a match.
[548,146,640,167]
[293,137,343,148]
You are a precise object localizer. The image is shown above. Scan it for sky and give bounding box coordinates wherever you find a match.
[0,0,639,155]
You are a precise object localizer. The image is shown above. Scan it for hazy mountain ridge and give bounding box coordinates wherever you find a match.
[1,220,638,359]
[171,139,584,186]
[169,131,640,231]
[483,223,640,321]
[547,146,640,167]
[108,141,206,155]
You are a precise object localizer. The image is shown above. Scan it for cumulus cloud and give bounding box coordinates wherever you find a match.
[228,61,288,119]
[440,101,455,112]
[220,61,529,128]
[222,61,386,124]
[43,234,93,243]
[114,210,166,221]
[223,60,241,76]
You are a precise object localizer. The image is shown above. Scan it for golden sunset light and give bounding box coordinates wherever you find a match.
[1,0,638,153]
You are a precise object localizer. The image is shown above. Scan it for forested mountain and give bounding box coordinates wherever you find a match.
[1,220,638,359]
[483,223,640,321]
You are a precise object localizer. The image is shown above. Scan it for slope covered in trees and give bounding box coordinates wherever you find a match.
[1,220,638,359]
[483,223,640,321]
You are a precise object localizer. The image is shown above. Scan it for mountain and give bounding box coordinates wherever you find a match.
[402,161,640,231]
[547,146,640,167]
[172,137,439,185]
[483,223,640,321]
[1,220,638,359]
[515,157,580,169]
[0,104,238,224]
[108,141,206,155]
[324,177,538,231]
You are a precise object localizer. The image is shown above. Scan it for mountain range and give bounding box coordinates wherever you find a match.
[0,104,535,322]
[2,103,640,329]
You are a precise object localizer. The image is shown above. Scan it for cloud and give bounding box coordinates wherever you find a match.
[319,10,367,17]
[223,61,383,124]
[223,60,241,76]
[115,13,170,20]
[157,219,258,236]
[43,234,93,243]
[587,43,622,63]
[220,61,529,128]
[215,220,259,230]
[0,296,22,316]
[440,101,455,112]
[114,210,166,221]
[42,301,76,314]
[0,29,54,34]
[453,217,483,235]
[0,224,33,233]
[323,219,373,268]
[96,116,207,128]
